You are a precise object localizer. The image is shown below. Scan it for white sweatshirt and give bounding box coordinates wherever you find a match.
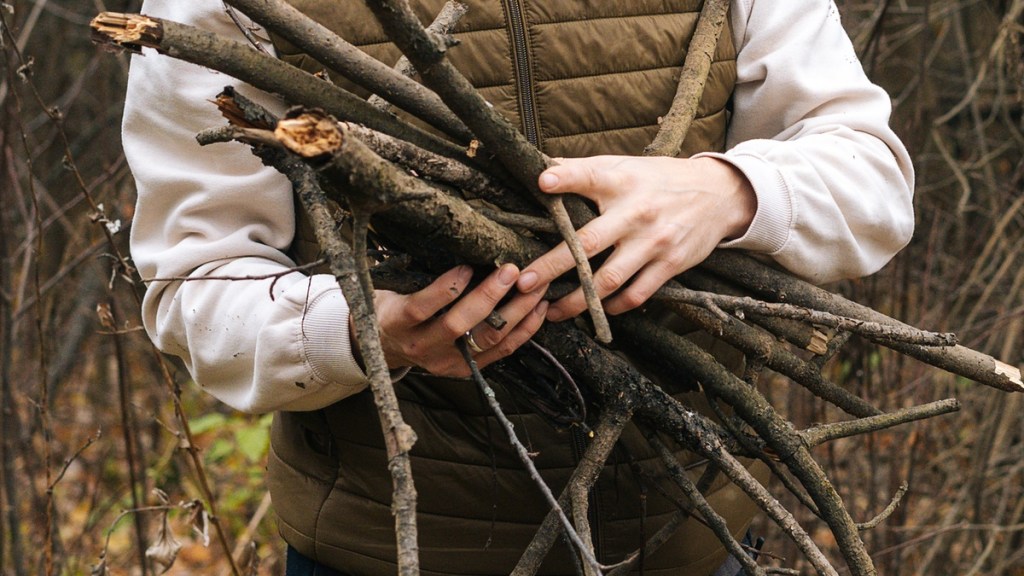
[123,0,915,414]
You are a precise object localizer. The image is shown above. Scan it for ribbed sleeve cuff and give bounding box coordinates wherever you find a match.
[695,149,793,255]
[300,283,370,395]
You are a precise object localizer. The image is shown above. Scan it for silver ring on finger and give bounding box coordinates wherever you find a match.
[464,330,484,353]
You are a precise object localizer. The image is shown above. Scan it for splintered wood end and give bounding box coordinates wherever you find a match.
[274,114,344,159]
[994,359,1024,390]
[214,94,251,129]
[90,12,162,52]
[808,328,831,355]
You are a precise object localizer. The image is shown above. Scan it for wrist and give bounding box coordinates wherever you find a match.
[348,314,366,371]
[701,157,757,240]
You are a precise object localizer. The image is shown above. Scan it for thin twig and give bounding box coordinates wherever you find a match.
[654,283,957,347]
[857,483,909,531]
[511,405,631,576]
[646,434,767,576]
[457,338,606,575]
[801,399,961,448]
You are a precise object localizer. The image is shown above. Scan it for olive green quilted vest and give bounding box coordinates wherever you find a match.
[265,2,754,575]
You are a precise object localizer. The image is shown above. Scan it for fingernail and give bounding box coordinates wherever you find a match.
[458,265,473,284]
[498,264,518,286]
[538,172,559,190]
[518,270,538,291]
[535,301,549,316]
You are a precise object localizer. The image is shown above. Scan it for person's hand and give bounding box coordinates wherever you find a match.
[364,264,548,378]
[516,156,757,321]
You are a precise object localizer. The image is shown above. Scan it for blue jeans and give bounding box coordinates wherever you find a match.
[285,546,350,576]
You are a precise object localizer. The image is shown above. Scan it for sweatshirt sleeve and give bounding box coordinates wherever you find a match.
[124,0,368,413]
[701,0,915,284]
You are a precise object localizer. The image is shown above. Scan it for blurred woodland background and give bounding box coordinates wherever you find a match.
[0,0,1022,574]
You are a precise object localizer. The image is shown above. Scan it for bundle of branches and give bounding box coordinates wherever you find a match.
[91,2,1023,575]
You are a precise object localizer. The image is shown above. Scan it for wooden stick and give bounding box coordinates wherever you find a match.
[654,283,957,347]
[89,12,467,161]
[532,322,840,575]
[645,0,731,157]
[368,1,468,111]
[270,110,549,267]
[510,405,632,576]
[222,0,473,142]
[363,0,612,343]
[647,434,768,576]
[702,251,1024,393]
[274,155,422,575]
[456,339,605,575]
[607,317,877,576]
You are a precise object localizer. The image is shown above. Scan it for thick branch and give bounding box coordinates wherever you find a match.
[368,1,468,110]
[532,322,839,576]
[272,110,548,267]
[606,318,876,576]
[644,0,730,157]
[90,12,466,161]
[273,154,421,575]
[702,251,1024,393]
[363,0,611,342]
[222,0,473,141]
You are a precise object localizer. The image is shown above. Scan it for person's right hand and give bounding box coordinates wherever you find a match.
[364,264,548,378]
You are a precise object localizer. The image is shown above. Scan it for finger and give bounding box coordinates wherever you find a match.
[398,265,473,325]
[603,261,679,316]
[470,288,547,350]
[603,248,708,315]
[473,300,549,368]
[434,264,520,338]
[544,241,653,321]
[517,215,628,293]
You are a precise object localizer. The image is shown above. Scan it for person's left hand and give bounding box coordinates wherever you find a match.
[516,155,757,321]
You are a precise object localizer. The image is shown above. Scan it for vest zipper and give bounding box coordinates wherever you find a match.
[503,0,541,146]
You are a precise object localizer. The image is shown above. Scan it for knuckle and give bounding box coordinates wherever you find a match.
[662,254,687,275]
[493,339,519,358]
[577,228,602,254]
[476,328,500,349]
[596,268,626,294]
[397,340,417,359]
[479,283,506,306]
[403,302,433,325]
[580,165,601,192]
[653,228,683,252]
[438,315,465,339]
[631,202,659,225]
[619,288,648,310]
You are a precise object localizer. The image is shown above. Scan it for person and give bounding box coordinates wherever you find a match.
[122,1,915,574]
